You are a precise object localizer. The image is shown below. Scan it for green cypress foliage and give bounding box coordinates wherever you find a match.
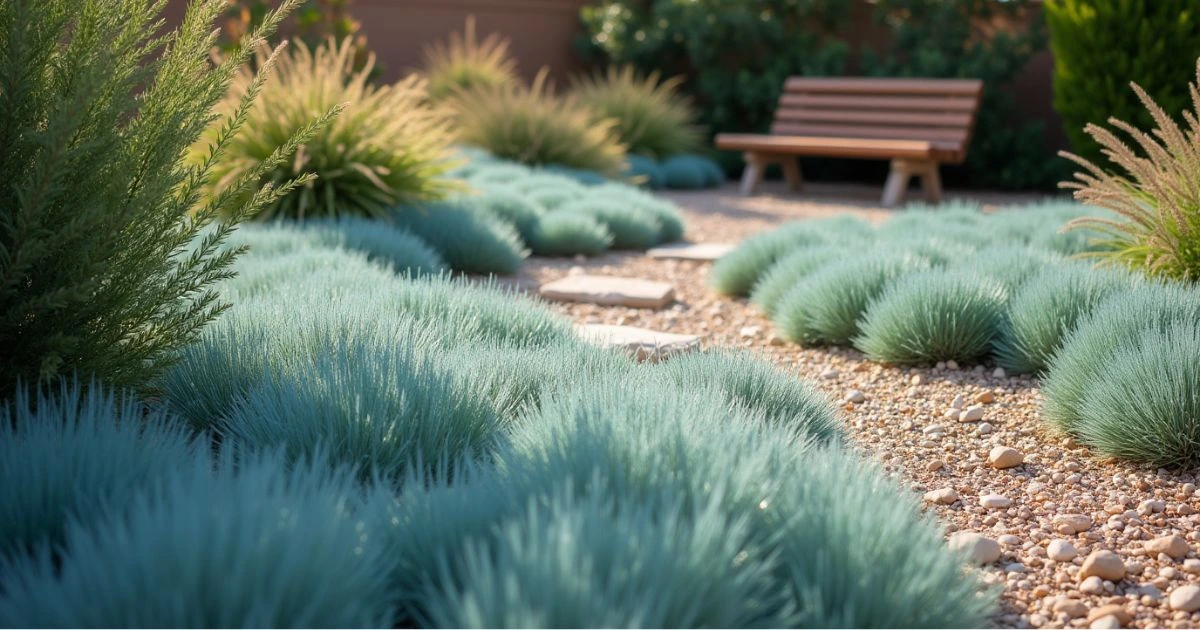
[0,0,335,395]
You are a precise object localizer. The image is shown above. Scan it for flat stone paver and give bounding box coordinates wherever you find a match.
[539,275,675,309]
[575,324,700,362]
[646,242,735,261]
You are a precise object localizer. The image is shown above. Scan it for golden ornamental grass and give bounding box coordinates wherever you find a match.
[569,65,702,159]
[422,16,519,102]
[1062,58,1200,282]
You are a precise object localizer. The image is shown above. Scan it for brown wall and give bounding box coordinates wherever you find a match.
[163,0,1066,150]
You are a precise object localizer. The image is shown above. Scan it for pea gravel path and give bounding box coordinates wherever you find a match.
[504,181,1200,630]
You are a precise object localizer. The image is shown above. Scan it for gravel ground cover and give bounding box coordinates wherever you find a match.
[507,181,1200,630]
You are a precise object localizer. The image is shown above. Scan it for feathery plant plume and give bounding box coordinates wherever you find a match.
[749,245,846,317]
[197,37,460,220]
[1041,282,1200,435]
[449,67,629,177]
[0,379,205,561]
[1061,58,1200,282]
[0,0,331,394]
[389,198,528,274]
[1075,318,1200,468]
[855,269,1007,365]
[422,16,519,102]
[994,263,1139,375]
[529,211,613,256]
[775,250,930,347]
[568,65,702,159]
[0,451,397,628]
[555,199,662,250]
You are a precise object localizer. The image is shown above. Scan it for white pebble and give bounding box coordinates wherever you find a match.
[948,532,1001,565]
[977,422,995,435]
[845,389,866,404]
[1047,539,1078,561]
[959,405,985,422]
[950,394,966,410]
[992,367,1007,378]
[1168,584,1200,612]
[924,487,958,505]
[1080,576,1105,595]
[980,494,1012,509]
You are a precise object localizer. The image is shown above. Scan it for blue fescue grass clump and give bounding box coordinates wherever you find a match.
[221,332,502,480]
[227,220,447,276]
[995,263,1139,375]
[0,380,204,560]
[648,351,842,443]
[959,244,1064,292]
[1041,282,1200,435]
[855,269,1007,364]
[556,198,661,250]
[464,162,533,186]
[592,182,686,242]
[1074,319,1200,468]
[524,185,585,212]
[389,198,528,274]
[0,452,397,628]
[623,154,666,189]
[540,164,608,186]
[660,154,710,189]
[749,245,846,316]
[711,217,872,296]
[467,186,546,244]
[529,211,613,256]
[775,250,930,347]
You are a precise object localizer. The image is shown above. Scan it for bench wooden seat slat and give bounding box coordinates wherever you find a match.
[715,76,984,206]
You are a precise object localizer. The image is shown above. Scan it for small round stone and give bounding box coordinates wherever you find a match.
[924,487,958,505]
[1047,539,1079,562]
[980,494,1012,509]
[845,389,867,404]
[1080,550,1126,582]
[1145,534,1190,559]
[948,532,1002,565]
[988,446,1024,469]
[1168,585,1200,612]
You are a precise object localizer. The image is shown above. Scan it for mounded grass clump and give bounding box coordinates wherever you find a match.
[389,198,528,275]
[624,154,666,189]
[568,65,702,159]
[591,183,686,243]
[649,351,842,444]
[775,251,929,347]
[749,245,846,316]
[856,269,1007,364]
[1073,319,1200,467]
[422,16,519,101]
[0,453,396,628]
[227,221,447,277]
[466,186,546,244]
[556,199,661,250]
[0,381,204,560]
[995,264,1138,375]
[661,154,724,189]
[1041,282,1200,435]
[529,211,613,257]
[960,244,1065,292]
[711,217,871,296]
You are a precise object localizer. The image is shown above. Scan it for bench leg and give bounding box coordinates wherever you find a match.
[881,161,912,208]
[919,164,943,202]
[780,156,804,192]
[739,153,766,196]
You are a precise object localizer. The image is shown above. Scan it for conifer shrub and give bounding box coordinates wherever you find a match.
[1041,282,1200,434]
[856,270,1007,364]
[0,452,397,628]
[529,212,613,257]
[389,199,528,274]
[200,38,459,220]
[0,380,204,560]
[776,251,930,347]
[0,0,327,394]
[649,352,842,444]
[1074,319,1200,468]
[450,68,628,176]
[555,199,661,250]
[568,65,702,159]
[994,264,1138,375]
[749,246,847,317]
[422,16,519,102]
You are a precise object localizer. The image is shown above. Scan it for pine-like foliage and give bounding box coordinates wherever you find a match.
[199,37,460,220]
[422,16,520,102]
[1061,58,1200,282]
[0,0,331,394]
[0,379,204,560]
[568,65,702,159]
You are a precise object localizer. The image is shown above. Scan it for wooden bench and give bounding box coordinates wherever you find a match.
[715,77,984,207]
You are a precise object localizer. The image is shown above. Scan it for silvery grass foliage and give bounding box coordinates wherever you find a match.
[1061,58,1200,282]
[555,198,662,250]
[994,263,1140,375]
[227,219,447,276]
[960,244,1066,292]
[711,216,873,296]
[660,154,723,189]
[369,384,993,628]
[0,380,204,560]
[856,269,1008,364]
[775,250,931,347]
[1041,282,1200,435]
[422,16,520,102]
[749,245,846,317]
[529,211,613,256]
[568,65,703,160]
[390,198,528,275]
[591,182,687,242]
[467,185,546,243]
[0,451,397,628]
[1074,319,1200,467]
[0,0,330,394]
[624,154,667,189]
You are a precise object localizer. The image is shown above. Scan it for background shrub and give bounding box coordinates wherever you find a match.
[0,0,321,394]
[856,269,1007,364]
[389,199,528,274]
[569,65,702,159]
[1045,0,1200,166]
[199,38,459,220]
[422,16,519,101]
[450,68,628,177]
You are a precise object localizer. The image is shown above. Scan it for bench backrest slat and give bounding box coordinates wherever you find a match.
[770,77,984,161]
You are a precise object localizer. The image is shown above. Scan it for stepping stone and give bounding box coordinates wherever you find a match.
[539,275,675,309]
[575,324,700,363]
[646,242,735,261]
